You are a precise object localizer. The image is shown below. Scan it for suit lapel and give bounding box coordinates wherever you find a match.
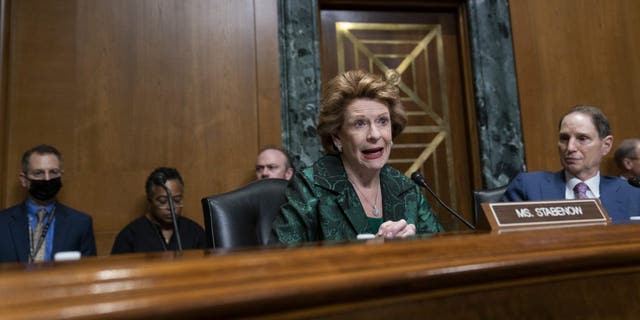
[8,203,30,262]
[599,177,621,214]
[52,204,68,253]
[314,155,369,235]
[541,170,566,199]
[335,190,370,234]
[380,166,414,222]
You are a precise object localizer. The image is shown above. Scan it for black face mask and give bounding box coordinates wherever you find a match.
[28,177,62,201]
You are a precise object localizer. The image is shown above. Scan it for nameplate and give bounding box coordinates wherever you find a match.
[481,199,610,231]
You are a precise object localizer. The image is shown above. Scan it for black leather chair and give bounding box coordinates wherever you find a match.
[201,178,289,249]
[472,185,508,228]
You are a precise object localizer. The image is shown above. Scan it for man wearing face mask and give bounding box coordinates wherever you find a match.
[0,144,97,263]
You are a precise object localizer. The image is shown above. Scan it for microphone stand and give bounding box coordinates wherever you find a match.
[156,182,183,252]
[411,171,475,230]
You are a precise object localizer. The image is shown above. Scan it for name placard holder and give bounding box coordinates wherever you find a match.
[479,199,611,232]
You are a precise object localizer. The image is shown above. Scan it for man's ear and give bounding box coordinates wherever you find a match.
[602,135,613,155]
[284,168,294,180]
[18,172,28,188]
[623,158,634,171]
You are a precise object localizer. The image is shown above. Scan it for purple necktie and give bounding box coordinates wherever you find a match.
[573,182,590,199]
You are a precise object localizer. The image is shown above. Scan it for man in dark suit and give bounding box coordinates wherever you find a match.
[0,144,96,263]
[502,106,640,222]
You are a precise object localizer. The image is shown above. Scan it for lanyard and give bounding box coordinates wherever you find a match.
[29,207,56,263]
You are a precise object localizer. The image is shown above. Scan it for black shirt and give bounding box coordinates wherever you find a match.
[111,215,206,254]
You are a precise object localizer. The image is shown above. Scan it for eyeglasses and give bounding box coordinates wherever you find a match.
[153,196,184,209]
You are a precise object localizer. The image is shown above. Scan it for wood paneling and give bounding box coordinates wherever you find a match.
[0,0,281,255]
[255,0,283,148]
[2,224,640,319]
[510,0,640,174]
[0,0,9,205]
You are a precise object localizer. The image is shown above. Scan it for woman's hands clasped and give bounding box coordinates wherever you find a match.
[376,219,416,239]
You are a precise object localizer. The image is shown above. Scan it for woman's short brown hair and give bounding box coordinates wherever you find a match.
[317,70,407,154]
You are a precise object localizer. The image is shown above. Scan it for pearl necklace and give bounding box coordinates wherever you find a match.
[349,179,381,217]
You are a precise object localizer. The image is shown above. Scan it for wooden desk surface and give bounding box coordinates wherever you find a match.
[2,224,640,319]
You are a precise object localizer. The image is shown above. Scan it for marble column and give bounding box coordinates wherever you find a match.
[467,0,525,188]
[277,0,323,169]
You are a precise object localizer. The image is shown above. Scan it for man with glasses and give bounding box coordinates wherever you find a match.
[614,138,640,180]
[503,106,640,222]
[111,167,205,254]
[0,144,96,263]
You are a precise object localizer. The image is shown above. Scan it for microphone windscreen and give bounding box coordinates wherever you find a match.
[410,171,424,184]
[153,172,167,186]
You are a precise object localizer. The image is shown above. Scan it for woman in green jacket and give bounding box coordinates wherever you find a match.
[271,70,443,244]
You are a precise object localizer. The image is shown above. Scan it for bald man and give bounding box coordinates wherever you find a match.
[255,146,294,180]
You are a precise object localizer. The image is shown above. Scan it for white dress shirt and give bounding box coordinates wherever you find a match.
[565,172,600,199]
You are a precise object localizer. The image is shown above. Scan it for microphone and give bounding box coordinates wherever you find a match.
[628,177,640,188]
[153,173,183,252]
[411,171,475,230]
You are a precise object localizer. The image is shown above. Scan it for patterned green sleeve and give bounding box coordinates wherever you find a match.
[415,186,445,233]
[269,170,319,244]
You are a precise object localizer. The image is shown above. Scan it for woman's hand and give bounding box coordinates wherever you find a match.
[376,219,416,239]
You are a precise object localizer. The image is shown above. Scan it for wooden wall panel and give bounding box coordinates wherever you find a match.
[0,0,281,255]
[255,0,283,148]
[510,0,640,175]
[0,0,8,206]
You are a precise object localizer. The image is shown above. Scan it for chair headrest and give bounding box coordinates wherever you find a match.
[201,178,289,249]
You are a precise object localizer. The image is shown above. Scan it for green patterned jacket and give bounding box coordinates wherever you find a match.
[270,155,444,244]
